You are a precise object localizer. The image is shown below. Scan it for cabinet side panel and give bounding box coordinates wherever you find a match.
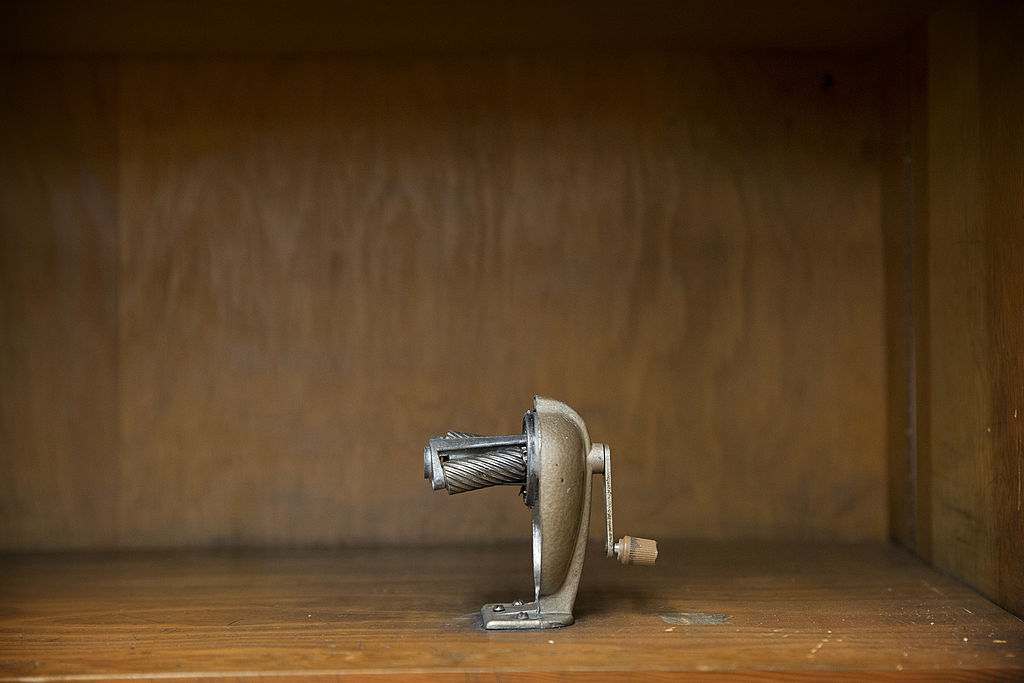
[980,0,1024,620]
[925,0,1023,616]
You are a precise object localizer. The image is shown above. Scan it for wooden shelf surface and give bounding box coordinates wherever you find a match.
[2,541,1022,681]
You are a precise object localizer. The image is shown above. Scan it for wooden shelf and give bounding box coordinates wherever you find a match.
[2,541,1021,680]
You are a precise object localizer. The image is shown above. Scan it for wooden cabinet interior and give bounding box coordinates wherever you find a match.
[0,0,1021,678]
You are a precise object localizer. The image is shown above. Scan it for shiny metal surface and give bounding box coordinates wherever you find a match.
[440,448,526,494]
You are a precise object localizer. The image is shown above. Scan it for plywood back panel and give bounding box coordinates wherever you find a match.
[0,60,119,548]
[1,53,886,549]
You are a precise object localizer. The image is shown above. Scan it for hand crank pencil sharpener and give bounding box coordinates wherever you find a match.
[423,396,657,629]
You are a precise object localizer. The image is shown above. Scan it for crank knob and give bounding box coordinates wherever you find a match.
[615,536,658,566]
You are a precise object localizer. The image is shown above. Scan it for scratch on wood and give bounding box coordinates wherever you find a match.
[808,635,831,659]
[659,613,731,626]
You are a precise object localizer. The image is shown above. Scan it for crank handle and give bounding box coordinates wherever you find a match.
[590,443,658,566]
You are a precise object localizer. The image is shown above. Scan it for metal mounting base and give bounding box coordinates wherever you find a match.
[480,601,573,630]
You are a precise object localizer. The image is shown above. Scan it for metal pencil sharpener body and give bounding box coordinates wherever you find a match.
[423,396,657,629]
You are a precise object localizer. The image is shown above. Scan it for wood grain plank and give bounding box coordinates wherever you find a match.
[0,1,940,54]
[979,1,1024,622]
[924,0,1024,616]
[113,53,885,548]
[0,60,119,549]
[0,542,1021,679]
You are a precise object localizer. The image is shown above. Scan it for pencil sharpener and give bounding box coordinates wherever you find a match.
[423,396,657,629]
